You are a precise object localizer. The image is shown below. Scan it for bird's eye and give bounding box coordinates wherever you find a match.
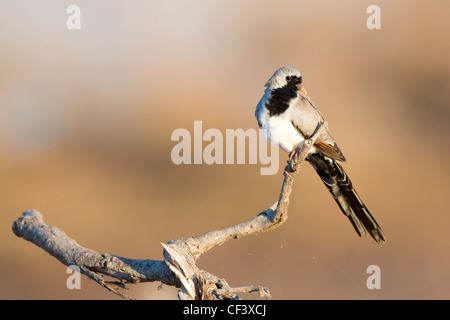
[285,76,291,81]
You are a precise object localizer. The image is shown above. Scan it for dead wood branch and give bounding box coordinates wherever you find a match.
[12,122,327,300]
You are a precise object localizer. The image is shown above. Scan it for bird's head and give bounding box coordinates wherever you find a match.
[265,67,307,95]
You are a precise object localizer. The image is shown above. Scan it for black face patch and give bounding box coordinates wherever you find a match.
[265,75,302,116]
[285,75,302,85]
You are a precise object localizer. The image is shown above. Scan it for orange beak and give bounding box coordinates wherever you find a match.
[297,84,307,95]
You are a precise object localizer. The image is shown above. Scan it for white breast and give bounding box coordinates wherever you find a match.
[256,96,305,153]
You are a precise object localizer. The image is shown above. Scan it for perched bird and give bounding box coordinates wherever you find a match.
[255,67,385,243]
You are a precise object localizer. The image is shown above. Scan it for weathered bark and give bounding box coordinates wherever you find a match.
[12,123,328,300]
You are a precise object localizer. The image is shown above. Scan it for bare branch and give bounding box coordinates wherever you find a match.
[213,285,271,300]
[12,210,179,299]
[12,122,328,300]
[169,122,328,259]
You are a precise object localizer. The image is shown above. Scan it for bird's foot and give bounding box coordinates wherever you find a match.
[288,148,300,161]
[283,164,294,175]
[284,148,301,175]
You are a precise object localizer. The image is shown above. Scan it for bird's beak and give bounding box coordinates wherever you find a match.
[297,84,307,95]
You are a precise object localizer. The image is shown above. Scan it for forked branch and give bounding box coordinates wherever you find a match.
[12,122,328,300]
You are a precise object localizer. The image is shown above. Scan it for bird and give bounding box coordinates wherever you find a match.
[255,67,386,243]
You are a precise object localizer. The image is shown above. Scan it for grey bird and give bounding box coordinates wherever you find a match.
[255,67,386,243]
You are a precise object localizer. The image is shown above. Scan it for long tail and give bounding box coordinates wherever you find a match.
[307,153,386,243]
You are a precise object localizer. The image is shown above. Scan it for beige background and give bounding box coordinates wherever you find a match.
[1,0,449,299]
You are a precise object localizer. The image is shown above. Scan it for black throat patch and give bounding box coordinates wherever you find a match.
[265,75,302,116]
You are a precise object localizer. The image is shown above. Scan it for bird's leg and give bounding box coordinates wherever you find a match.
[283,122,328,176]
[284,148,301,175]
[288,148,300,161]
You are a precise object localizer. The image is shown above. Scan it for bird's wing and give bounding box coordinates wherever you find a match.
[290,93,346,162]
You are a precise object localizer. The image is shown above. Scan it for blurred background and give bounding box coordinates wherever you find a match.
[1,0,449,299]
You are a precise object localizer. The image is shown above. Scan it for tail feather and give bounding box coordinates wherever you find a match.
[307,153,386,243]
